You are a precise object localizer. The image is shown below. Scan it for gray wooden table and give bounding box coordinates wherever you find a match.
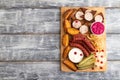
[0,0,120,80]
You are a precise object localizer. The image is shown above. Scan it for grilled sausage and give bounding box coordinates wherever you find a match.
[72,40,91,53]
[70,42,89,56]
[72,34,95,51]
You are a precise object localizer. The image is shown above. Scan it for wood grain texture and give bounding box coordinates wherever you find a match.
[0,61,119,80]
[0,0,120,8]
[0,8,119,34]
[0,0,119,79]
[0,34,59,61]
[0,9,59,34]
[0,34,119,61]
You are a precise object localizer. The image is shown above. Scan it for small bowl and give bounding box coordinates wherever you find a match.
[90,22,105,35]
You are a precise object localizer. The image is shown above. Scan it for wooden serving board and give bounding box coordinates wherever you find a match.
[61,7,107,72]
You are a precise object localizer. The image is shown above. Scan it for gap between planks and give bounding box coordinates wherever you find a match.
[0,60,119,63]
[0,33,119,35]
[0,33,58,35]
[0,7,119,10]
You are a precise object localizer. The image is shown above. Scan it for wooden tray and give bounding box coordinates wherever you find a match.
[61,7,107,72]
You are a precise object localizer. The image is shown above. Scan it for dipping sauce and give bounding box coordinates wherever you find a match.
[68,48,84,63]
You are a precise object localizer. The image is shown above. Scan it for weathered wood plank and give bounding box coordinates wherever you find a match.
[0,34,59,61]
[88,0,120,7]
[0,0,120,8]
[0,61,119,80]
[106,34,120,60]
[0,34,119,61]
[106,9,120,33]
[0,9,59,34]
[0,8,119,34]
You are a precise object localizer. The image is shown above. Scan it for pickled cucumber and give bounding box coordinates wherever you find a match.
[77,54,94,66]
[78,64,94,70]
[78,58,95,68]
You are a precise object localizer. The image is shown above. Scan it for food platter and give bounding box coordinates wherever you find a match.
[61,7,107,72]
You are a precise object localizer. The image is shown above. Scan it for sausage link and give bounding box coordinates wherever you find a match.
[73,40,91,53]
[72,34,95,51]
[83,39,95,52]
[70,42,89,56]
